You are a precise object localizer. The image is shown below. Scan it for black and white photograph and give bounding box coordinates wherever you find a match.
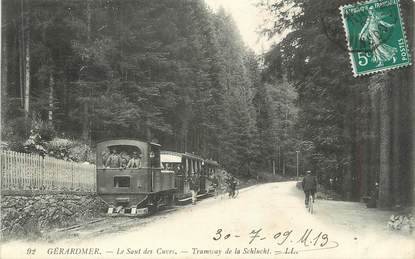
[0,0,414,258]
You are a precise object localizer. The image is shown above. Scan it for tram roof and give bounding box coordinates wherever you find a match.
[160,150,204,161]
[204,159,219,167]
[96,138,161,146]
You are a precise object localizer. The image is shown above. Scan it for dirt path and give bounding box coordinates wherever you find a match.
[1,182,414,259]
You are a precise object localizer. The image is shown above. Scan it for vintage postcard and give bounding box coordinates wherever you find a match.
[1,0,414,259]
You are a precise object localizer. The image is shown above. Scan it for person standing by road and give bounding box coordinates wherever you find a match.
[210,174,219,198]
[225,174,238,198]
[302,170,317,206]
[190,172,199,205]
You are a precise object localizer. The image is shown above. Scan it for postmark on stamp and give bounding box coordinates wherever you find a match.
[340,0,411,77]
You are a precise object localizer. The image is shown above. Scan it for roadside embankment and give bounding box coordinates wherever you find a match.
[1,191,107,241]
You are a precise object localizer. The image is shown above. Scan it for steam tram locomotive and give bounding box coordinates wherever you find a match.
[96,139,175,215]
[96,139,221,216]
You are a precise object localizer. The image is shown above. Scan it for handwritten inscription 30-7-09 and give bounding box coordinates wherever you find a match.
[212,228,338,255]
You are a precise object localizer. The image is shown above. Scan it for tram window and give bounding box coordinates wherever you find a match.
[114,176,130,187]
[100,145,143,169]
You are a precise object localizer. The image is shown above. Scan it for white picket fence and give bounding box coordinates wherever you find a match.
[1,150,96,192]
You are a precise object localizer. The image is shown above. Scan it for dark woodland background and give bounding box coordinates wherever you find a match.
[1,0,414,207]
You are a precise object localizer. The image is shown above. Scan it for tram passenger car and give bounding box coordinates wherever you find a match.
[96,139,175,215]
[160,151,204,201]
[160,151,220,202]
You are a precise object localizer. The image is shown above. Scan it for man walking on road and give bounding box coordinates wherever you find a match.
[302,170,317,206]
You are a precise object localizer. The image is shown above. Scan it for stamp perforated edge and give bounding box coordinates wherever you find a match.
[339,0,412,77]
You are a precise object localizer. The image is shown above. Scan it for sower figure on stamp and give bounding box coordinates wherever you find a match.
[302,170,317,206]
[359,6,397,67]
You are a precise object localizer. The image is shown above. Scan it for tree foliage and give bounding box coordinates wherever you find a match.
[260,0,414,202]
[2,0,261,177]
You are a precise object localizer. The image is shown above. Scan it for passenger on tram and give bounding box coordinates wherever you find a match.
[120,152,129,168]
[127,152,141,168]
[105,149,122,168]
[177,165,183,175]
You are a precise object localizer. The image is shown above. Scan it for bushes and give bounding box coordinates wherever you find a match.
[22,135,95,163]
[46,138,73,159]
[46,138,94,163]
[3,115,55,156]
[388,215,415,234]
[23,132,48,157]
[2,116,95,163]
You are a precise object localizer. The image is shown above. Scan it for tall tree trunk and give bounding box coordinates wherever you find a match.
[378,75,392,208]
[175,130,180,151]
[369,86,380,199]
[342,100,353,200]
[361,90,371,198]
[272,160,275,175]
[19,0,24,108]
[350,91,359,201]
[411,74,415,206]
[181,118,188,153]
[24,15,30,120]
[409,0,415,208]
[282,154,286,176]
[81,102,89,142]
[391,74,401,207]
[398,73,411,206]
[278,145,281,174]
[82,0,92,143]
[48,72,54,126]
[411,68,415,207]
[1,16,7,135]
[145,118,152,142]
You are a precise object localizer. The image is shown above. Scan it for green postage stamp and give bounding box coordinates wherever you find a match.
[340,0,411,76]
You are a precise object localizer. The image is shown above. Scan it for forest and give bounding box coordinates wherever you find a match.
[259,0,414,206]
[1,0,414,207]
[2,0,290,178]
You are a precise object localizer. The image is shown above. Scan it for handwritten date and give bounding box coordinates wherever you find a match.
[212,228,329,247]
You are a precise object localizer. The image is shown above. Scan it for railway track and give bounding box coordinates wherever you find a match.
[45,206,179,242]
[43,185,258,242]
